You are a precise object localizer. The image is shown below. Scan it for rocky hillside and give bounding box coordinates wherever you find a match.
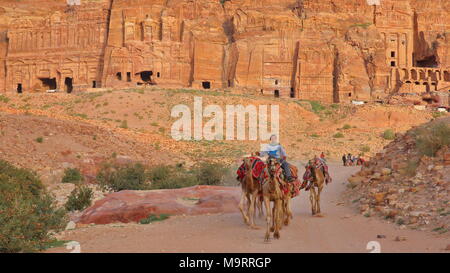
[0,88,437,169]
[347,117,450,233]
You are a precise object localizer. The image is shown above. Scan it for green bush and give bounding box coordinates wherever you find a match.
[0,160,66,253]
[149,163,226,189]
[0,95,10,103]
[148,165,171,182]
[432,111,447,119]
[196,162,226,186]
[333,132,344,138]
[98,161,228,191]
[148,165,197,190]
[382,129,396,140]
[309,101,326,114]
[64,186,93,212]
[342,124,352,130]
[150,174,199,189]
[97,163,149,192]
[360,145,370,153]
[61,168,84,184]
[36,137,43,143]
[414,121,450,157]
[119,120,128,129]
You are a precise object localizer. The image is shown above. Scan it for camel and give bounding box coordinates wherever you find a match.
[238,157,284,241]
[307,159,326,215]
[238,157,261,229]
[266,157,296,227]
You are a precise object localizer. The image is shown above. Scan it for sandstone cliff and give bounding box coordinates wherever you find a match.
[0,0,449,104]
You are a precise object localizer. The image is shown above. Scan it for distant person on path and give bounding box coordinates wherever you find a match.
[347,153,353,166]
[342,154,347,166]
[319,152,327,164]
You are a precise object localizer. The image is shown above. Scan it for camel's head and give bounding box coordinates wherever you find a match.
[266,157,280,178]
[243,157,252,171]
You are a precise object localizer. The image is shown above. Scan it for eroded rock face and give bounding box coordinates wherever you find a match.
[0,0,449,104]
[75,185,240,224]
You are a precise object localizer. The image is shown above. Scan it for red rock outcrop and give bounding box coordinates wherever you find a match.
[0,0,449,104]
[76,185,240,224]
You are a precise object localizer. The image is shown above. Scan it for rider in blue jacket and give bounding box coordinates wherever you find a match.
[257,135,294,182]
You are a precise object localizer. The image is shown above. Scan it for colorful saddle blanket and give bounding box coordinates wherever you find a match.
[303,159,332,186]
[280,180,301,197]
[236,157,268,184]
[272,164,301,197]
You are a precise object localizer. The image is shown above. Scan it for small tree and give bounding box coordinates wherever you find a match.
[65,186,93,212]
[0,160,66,253]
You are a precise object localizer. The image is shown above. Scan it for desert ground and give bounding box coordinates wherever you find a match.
[0,88,448,253]
[46,163,449,253]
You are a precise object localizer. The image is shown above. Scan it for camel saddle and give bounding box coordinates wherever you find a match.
[236,157,268,184]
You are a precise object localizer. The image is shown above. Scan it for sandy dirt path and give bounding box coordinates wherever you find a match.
[49,163,449,253]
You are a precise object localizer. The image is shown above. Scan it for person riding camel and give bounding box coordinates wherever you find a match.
[256,134,295,182]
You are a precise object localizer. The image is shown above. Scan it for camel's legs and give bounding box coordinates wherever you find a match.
[254,196,263,221]
[273,199,282,239]
[278,202,284,231]
[248,191,259,229]
[253,197,258,223]
[270,205,275,232]
[263,197,271,242]
[258,198,264,218]
[316,186,323,214]
[310,186,317,215]
[284,197,292,226]
[239,192,250,225]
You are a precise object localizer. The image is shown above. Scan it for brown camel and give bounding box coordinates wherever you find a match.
[266,157,296,227]
[308,159,325,215]
[238,157,284,241]
[238,157,261,229]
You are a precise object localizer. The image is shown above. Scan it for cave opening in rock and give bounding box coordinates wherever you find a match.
[116,72,122,81]
[39,78,57,90]
[138,71,153,83]
[17,83,22,93]
[92,81,97,88]
[416,55,438,68]
[274,90,279,98]
[290,88,295,98]
[202,81,211,89]
[157,72,160,78]
[64,77,73,93]
[444,71,450,82]
[127,72,132,82]
[390,61,396,67]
